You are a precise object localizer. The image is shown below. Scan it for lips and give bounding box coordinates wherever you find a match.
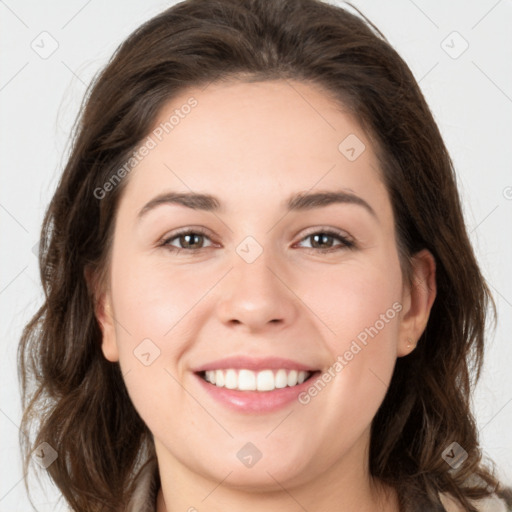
[191,355,318,373]
[191,356,321,413]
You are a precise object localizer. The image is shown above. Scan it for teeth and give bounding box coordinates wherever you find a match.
[287,370,298,386]
[275,369,288,388]
[257,370,274,391]
[238,369,256,390]
[225,369,237,389]
[203,369,311,391]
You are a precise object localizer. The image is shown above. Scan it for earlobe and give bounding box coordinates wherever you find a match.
[397,249,437,357]
[96,293,119,362]
[84,265,119,363]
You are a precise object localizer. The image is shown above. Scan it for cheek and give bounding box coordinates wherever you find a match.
[110,247,209,348]
[296,254,402,420]
[300,253,403,356]
[108,248,223,426]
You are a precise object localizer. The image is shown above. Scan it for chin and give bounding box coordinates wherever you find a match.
[194,445,315,490]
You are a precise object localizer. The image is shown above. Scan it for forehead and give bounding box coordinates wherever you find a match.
[118,79,390,221]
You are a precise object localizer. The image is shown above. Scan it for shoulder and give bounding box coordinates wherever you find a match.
[440,492,509,512]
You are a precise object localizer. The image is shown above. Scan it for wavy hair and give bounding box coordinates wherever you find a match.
[18,0,512,510]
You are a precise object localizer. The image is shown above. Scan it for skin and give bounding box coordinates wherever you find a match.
[93,79,436,512]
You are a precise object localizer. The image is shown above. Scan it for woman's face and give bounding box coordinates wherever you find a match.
[96,79,435,491]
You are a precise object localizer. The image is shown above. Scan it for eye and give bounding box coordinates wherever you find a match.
[159,227,355,254]
[295,228,355,252]
[160,228,214,253]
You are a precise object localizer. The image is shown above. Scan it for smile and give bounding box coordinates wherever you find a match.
[192,356,321,413]
[200,368,312,391]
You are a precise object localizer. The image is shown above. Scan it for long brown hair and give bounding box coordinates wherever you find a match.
[18,0,512,510]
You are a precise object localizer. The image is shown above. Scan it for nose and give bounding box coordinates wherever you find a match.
[215,246,299,333]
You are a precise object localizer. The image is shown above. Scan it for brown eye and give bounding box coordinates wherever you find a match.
[297,229,355,252]
[161,229,213,252]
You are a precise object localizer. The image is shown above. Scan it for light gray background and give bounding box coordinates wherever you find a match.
[1,0,511,510]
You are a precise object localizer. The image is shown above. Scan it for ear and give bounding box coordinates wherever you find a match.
[84,265,119,362]
[397,249,437,357]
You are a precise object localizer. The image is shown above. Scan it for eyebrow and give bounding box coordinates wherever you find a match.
[137,189,377,220]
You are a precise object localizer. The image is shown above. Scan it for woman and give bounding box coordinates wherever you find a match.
[18,0,512,510]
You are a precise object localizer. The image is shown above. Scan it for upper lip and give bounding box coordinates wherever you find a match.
[191,356,319,373]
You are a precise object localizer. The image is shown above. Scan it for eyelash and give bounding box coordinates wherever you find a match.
[159,227,355,254]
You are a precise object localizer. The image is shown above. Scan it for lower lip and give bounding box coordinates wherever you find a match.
[194,372,320,413]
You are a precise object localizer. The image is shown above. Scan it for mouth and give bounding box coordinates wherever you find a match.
[196,368,317,392]
[191,356,322,413]
[193,367,322,413]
